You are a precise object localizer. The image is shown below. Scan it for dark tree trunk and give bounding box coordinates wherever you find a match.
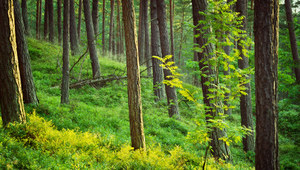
[144,0,151,76]
[14,0,39,105]
[83,0,101,78]
[116,0,121,55]
[192,0,230,161]
[138,0,146,65]
[178,8,185,66]
[285,0,300,83]
[157,0,180,118]
[70,0,79,54]
[109,0,115,53]
[150,0,164,101]
[36,0,41,39]
[77,0,82,42]
[102,0,105,54]
[122,0,146,150]
[57,0,62,44]
[44,0,49,40]
[92,0,99,36]
[236,0,254,152]
[48,0,54,42]
[169,0,174,56]
[254,0,279,169]
[61,0,70,104]
[0,0,26,126]
[21,0,30,35]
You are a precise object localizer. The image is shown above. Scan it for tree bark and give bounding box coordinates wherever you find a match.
[77,0,82,42]
[61,0,70,104]
[116,0,121,55]
[102,0,105,54]
[157,0,180,118]
[122,0,146,150]
[36,0,41,39]
[48,0,54,42]
[150,0,164,101]
[109,0,115,53]
[83,0,101,78]
[178,7,185,67]
[0,0,26,126]
[285,0,300,83]
[144,0,151,76]
[44,0,48,40]
[57,0,62,44]
[14,0,39,105]
[70,0,79,54]
[254,0,279,169]
[92,0,99,36]
[21,0,30,35]
[138,0,146,65]
[169,0,175,56]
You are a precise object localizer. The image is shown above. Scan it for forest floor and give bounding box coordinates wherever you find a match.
[0,38,299,169]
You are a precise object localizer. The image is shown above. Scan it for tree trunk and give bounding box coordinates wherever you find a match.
[14,0,39,105]
[169,0,175,56]
[77,0,82,43]
[150,0,164,101]
[109,0,115,53]
[178,8,185,67]
[70,0,79,54]
[192,0,230,161]
[83,0,101,78]
[116,0,121,55]
[48,0,54,42]
[36,0,41,39]
[44,0,48,40]
[285,0,300,83]
[157,0,180,118]
[61,0,70,104]
[21,0,30,35]
[92,0,99,36]
[0,0,26,126]
[254,0,279,169]
[236,0,254,152]
[122,0,146,150]
[102,0,105,54]
[138,0,146,65]
[57,0,62,44]
[144,0,151,76]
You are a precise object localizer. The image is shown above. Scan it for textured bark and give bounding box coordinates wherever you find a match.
[138,0,146,65]
[109,0,114,53]
[14,0,39,104]
[77,0,82,42]
[169,0,174,56]
[157,0,180,118]
[144,0,151,76]
[57,0,62,44]
[254,0,279,169]
[285,0,300,83]
[61,0,70,104]
[0,0,26,126]
[83,0,101,78]
[150,0,164,101]
[70,0,79,54]
[236,0,254,152]
[192,0,230,161]
[178,8,185,66]
[92,0,99,36]
[102,0,105,54]
[122,0,146,150]
[21,0,30,35]
[36,0,41,39]
[48,0,54,42]
[44,0,48,40]
[116,0,121,55]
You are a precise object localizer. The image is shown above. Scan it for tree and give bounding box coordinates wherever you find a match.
[236,0,254,152]
[0,0,26,126]
[169,0,174,56]
[254,0,279,169]
[102,0,105,54]
[157,0,180,118]
[285,0,300,83]
[92,0,99,36]
[36,0,42,39]
[77,0,82,42]
[21,0,30,35]
[138,0,146,65]
[14,0,39,104]
[70,0,79,54]
[57,0,62,44]
[83,0,101,78]
[48,0,54,42]
[144,0,151,76]
[109,0,115,53]
[44,0,49,39]
[116,0,121,55]
[122,0,146,150]
[61,0,70,104]
[150,0,164,101]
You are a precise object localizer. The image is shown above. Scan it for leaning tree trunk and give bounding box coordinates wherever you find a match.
[14,0,39,105]
[254,0,279,169]
[92,0,99,36]
[285,0,300,83]
[122,0,146,150]
[21,0,30,35]
[70,0,79,54]
[57,0,62,44]
[83,0,101,78]
[0,0,26,126]
[48,0,54,42]
[157,0,180,118]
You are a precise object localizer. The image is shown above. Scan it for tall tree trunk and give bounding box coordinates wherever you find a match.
[236,0,254,152]
[77,0,82,42]
[61,0,70,104]
[44,0,48,40]
[144,0,151,76]
[57,0,62,44]
[150,0,164,101]
[116,0,121,55]
[14,0,39,105]
[138,0,146,65]
[254,0,279,169]
[92,0,99,36]
[109,0,115,53]
[178,8,185,66]
[102,0,105,54]
[70,0,79,54]
[48,0,54,42]
[0,0,26,126]
[285,0,300,83]
[36,0,41,39]
[169,0,174,56]
[83,0,101,78]
[192,0,230,161]
[122,0,146,150]
[157,0,180,118]
[21,0,30,35]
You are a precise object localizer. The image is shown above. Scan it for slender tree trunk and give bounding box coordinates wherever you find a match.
[70,0,79,54]
[92,0,99,36]
[285,0,300,83]
[77,0,82,42]
[116,0,121,55]
[14,0,39,105]
[48,0,54,42]
[138,0,146,65]
[61,0,70,104]
[122,0,146,150]
[102,0,105,54]
[109,0,115,53]
[57,0,62,44]
[169,0,174,56]
[36,0,41,39]
[144,0,151,76]
[44,0,49,40]
[157,0,180,118]
[83,0,101,78]
[150,0,164,101]
[254,0,279,169]
[21,0,30,35]
[236,0,254,152]
[178,8,185,66]
[0,0,26,126]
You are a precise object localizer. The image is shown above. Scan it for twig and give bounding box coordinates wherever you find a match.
[70,47,89,73]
